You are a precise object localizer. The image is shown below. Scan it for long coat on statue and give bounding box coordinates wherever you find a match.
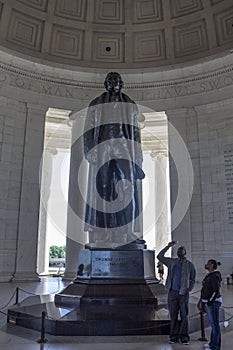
[83,91,145,234]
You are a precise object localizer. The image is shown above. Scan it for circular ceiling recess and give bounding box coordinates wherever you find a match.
[0,0,232,69]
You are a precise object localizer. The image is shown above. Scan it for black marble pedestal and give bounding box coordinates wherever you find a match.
[6,242,225,336]
[7,245,173,336]
[53,247,164,331]
[7,293,220,336]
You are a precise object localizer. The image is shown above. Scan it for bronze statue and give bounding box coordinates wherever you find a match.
[83,72,145,246]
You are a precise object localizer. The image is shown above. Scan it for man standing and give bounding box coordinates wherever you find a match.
[157,242,196,345]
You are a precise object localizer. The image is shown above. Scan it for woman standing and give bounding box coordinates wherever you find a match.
[201,259,222,350]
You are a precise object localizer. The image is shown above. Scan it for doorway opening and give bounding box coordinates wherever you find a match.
[37,108,71,276]
[141,111,171,263]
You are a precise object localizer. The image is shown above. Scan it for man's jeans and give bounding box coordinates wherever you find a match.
[205,301,221,350]
[168,289,189,342]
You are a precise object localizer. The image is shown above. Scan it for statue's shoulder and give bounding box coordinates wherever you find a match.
[121,92,136,104]
[88,92,106,107]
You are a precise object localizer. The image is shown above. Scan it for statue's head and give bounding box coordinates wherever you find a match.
[104,72,124,93]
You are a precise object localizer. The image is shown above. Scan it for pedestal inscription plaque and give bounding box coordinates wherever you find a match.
[92,250,143,277]
[76,249,155,279]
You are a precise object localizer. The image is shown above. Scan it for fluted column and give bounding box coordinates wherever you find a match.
[151,151,170,254]
[0,97,27,281]
[12,104,48,282]
[166,108,193,257]
[37,148,57,275]
[63,111,87,280]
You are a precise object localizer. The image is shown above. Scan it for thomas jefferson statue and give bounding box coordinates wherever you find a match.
[83,72,145,246]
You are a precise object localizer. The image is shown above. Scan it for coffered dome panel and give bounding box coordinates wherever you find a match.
[17,0,48,12]
[133,30,166,62]
[54,0,87,21]
[170,0,204,18]
[7,10,44,52]
[214,6,233,45]
[94,0,124,24]
[92,32,124,62]
[133,0,163,23]
[211,0,224,5]
[0,0,232,69]
[173,19,208,58]
[50,25,84,59]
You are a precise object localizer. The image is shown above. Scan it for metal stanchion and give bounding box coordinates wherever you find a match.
[198,311,207,341]
[37,311,48,344]
[14,287,19,305]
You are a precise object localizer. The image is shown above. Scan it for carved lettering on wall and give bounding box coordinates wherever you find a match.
[148,75,233,100]
[224,145,233,224]
[41,85,73,97]
[1,64,233,101]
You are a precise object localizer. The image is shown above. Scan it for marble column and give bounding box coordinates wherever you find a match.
[63,111,87,280]
[37,148,57,275]
[12,104,48,282]
[151,151,170,255]
[166,108,193,258]
[0,97,27,282]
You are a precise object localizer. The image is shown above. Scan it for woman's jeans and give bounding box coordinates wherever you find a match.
[205,301,221,350]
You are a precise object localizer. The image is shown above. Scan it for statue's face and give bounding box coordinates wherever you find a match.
[105,73,122,93]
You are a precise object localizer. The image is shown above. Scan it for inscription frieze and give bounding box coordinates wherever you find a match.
[1,62,233,101]
[224,145,233,224]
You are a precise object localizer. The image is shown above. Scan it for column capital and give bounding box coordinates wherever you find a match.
[43,147,58,156]
[150,150,168,160]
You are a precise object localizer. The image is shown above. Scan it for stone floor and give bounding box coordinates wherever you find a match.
[0,277,232,350]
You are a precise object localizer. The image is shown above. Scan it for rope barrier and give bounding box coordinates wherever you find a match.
[18,286,62,296]
[17,288,38,296]
[0,310,7,316]
[0,289,17,310]
[222,314,233,322]
[222,305,233,309]
[0,284,61,311]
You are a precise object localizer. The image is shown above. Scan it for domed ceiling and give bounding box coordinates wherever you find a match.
[0,0,232,69]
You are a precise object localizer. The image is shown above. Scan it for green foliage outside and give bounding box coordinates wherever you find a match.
[49,245,66,259]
